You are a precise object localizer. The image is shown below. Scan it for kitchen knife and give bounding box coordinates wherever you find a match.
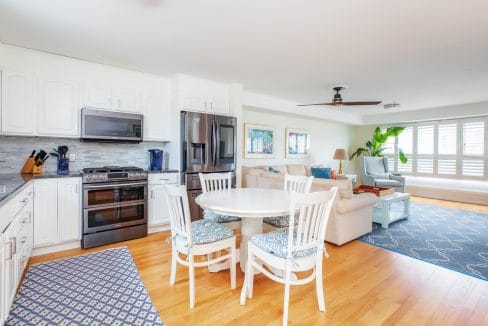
[30,150,36,158]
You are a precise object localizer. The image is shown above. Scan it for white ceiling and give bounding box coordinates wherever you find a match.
[1,0,488,117]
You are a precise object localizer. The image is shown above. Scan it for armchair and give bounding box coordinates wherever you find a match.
[360,157,405,192]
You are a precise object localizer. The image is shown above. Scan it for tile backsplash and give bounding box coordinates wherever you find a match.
[0,136,169,173]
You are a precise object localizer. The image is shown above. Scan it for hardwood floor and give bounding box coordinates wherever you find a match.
[29,197,488,325]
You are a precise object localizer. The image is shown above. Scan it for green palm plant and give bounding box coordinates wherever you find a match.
[350,127,408,163]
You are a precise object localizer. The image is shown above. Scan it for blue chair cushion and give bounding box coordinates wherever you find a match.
[203,210,241,223]
[250,230,317,259]
[191,219,234,245]
[311,167,331,179]
[263,215,298,228]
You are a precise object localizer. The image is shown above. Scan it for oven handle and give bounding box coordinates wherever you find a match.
[83,182,148,189]
[84,199,147,211]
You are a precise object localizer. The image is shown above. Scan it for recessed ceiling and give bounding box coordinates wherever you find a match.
[1,0,487,117]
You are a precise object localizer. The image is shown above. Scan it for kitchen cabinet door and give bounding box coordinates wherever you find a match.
[207,81,230,115]
[57,178,81,243]
[114,88,141,113]
[148,185,170,226]
[3,219,18,312]
[142,92,172,141]
[1,69,36,135]
[0,233,4,324]
[84,81,114,109]
[33,179,58,247]
[37,78,79,137]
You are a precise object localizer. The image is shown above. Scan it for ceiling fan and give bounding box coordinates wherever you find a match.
[298,86,382,107]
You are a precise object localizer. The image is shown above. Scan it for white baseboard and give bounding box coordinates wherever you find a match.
[31,225,171,257]
[149,223,170,234]
[406,185,488,205]
[32,240,81,257]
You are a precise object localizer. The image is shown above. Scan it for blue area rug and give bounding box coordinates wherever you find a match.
[6,247,163,325]
[359,202,488,281]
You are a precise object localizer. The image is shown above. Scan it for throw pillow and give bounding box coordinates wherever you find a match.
[268,166,280,173]
[331,169,337,179]
[311,167,331,179]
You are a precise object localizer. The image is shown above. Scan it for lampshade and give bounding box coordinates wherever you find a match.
[333,148,348,160]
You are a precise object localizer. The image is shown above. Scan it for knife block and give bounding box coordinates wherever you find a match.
[32,165,43,175]
[21,157,36,174]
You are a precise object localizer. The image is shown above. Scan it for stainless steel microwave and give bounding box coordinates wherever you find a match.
[81,108,143,142]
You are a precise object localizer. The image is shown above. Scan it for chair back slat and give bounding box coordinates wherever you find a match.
[163,184,193,245]
[199,172,232,193]
[284,174,314,194]
[287,187,338,256]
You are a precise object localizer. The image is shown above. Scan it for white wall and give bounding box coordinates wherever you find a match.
[240,106,355,173]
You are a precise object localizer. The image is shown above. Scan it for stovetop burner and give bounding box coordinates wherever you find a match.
[82,166,147,183]
[83,166,144,174]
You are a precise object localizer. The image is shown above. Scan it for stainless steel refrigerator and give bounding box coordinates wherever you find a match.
[180,111,237,220]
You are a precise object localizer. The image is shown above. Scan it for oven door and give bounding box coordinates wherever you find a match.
[83,181,147,208]
[83,201,147,234]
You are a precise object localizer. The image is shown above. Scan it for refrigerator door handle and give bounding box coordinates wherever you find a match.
[212,120,217,165]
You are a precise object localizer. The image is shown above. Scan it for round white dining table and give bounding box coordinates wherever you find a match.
[196,188,291,272]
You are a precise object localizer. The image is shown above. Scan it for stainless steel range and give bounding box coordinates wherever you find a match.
[82,166,148,248]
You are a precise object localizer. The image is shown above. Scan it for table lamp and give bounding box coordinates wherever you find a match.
[333,148,348,175]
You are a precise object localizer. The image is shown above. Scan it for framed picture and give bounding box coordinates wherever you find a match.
[286,128,311,158]
[244,123,275,158]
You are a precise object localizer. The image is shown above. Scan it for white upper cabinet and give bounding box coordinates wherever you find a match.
[83,68,142,113]
[84,80,114,109]
[141,75,173,141]
[37,77,79,137]
[175,74,231,115]
[1,69,36,135]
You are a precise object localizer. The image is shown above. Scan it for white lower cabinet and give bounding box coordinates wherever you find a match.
[148,173,179,228]
[1,183,34,323]
[34,178,81,248]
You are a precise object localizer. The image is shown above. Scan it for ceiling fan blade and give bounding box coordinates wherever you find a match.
[297,103,335,106]
[341,101,382,106]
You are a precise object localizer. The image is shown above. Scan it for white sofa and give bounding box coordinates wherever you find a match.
[242,164,378,246]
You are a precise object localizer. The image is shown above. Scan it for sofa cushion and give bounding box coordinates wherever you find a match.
[336,193,378,214]
[313,178,353,199]
[286,164,307,176]
[244,166,267,176]
[375,179,401,187]
[311,167,331,179]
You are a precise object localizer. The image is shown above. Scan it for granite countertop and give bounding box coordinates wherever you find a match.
[0,172,81,206]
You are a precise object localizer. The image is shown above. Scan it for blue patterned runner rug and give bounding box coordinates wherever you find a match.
[6,247,163,325]
[359,202,488,281]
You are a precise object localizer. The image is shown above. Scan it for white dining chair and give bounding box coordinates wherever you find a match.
[199,172,241,228]
[263,174,314,229]
[163,183,237,308]
[240,187,338,326]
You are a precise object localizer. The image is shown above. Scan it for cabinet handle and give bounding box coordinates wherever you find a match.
[5,241,13,261]
[150,190,153,199]
[12,237,17,255]
[20,236,27,244]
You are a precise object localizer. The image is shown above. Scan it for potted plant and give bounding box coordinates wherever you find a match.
[350,127,408,163]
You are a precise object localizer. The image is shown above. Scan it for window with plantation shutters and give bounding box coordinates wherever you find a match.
[397,127,413,173]
[417,125,434,174]
[437,123,457,175]
[383,116,487,180]
[462,121,485,177]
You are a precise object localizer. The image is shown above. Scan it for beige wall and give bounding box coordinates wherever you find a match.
[240,106,355,173]
[351,125,377,175]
